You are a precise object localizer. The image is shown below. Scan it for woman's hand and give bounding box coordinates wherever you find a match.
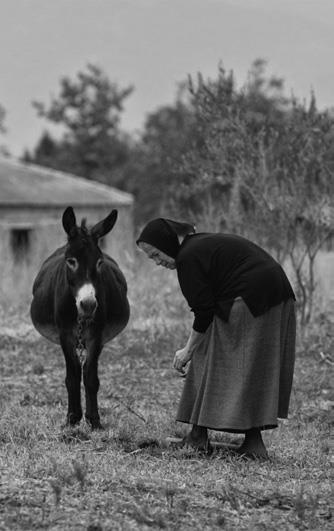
[173,347,193,374]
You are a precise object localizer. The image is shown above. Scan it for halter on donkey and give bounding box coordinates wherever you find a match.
[30,207,130,429]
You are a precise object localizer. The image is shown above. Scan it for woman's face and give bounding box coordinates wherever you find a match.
[139,242,176,270]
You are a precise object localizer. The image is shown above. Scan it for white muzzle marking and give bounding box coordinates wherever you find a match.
[76,283,97,315]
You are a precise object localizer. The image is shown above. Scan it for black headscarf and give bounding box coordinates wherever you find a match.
[136,218,196,258]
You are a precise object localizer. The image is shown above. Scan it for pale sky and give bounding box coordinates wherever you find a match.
[1,0,334,156]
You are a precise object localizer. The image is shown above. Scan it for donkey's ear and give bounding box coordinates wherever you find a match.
[91,210,118,240]
[62,206,77,235]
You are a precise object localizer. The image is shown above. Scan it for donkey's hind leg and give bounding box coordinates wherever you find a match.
[60,335,83,426]
[83,340,103,430]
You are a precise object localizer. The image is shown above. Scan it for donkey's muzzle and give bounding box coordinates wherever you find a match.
[79,297,97,317]
[76,283,97,317]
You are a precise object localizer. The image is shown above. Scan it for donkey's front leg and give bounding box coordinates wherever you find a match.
[60,334,82,426]
[83,339,103,429]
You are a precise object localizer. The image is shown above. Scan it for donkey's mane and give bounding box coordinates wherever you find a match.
[80,218,88,233]
[67,218,91,242]
[78,218,91,241]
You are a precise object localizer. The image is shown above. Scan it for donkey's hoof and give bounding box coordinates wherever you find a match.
[86,417,104,430]
[65,413,82,427]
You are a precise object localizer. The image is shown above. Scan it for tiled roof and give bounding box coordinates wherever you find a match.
[0,157,133,207]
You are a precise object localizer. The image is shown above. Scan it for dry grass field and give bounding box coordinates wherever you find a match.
[0,262,333,530]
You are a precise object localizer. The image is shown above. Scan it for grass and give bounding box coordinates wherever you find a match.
[0,261,333,530]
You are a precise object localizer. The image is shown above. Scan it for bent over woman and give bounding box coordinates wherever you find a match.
[136,218,296,459]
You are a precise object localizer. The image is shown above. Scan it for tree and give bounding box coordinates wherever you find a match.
[0,104,9,156]
[172,61,334,324]
[31,64,133,184]
[0,104,6,134]
[120,99,197,222]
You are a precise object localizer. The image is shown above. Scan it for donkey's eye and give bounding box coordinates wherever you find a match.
[96,258,104,270]
[66,257,78,271]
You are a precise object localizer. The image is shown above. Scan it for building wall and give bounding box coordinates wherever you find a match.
[0,204,133,307]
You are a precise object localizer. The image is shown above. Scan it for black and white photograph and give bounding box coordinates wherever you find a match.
[0,1,333,529]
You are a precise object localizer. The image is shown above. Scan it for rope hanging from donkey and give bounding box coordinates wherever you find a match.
[76,316,93,367]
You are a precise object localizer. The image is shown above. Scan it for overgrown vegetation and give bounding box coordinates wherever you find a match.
[17,59,334,323]
[24,64,133,185]
[0,103,9,157]
[0,263,333,530]
[175,60,334,324]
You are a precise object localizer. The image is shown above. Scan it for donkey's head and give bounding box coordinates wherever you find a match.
[62,206,117,318]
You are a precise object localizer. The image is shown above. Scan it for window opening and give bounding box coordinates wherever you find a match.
[10,228,32,263]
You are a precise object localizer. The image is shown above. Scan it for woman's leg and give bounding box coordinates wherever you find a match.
[184,424,209,450]
[238,428,269,459]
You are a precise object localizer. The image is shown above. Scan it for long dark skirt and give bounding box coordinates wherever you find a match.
[176,298,296,432]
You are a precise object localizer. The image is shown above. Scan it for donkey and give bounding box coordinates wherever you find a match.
[30,206,130,429]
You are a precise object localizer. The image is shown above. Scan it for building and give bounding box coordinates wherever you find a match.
[0,157,134,306]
